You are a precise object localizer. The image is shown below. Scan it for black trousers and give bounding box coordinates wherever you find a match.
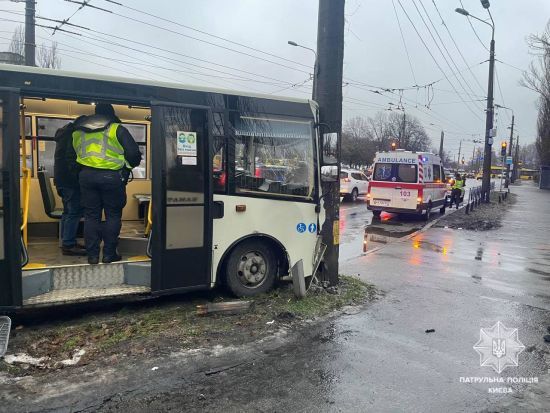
[79,168,127,258]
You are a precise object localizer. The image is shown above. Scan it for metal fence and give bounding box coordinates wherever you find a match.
[465,182,496,214]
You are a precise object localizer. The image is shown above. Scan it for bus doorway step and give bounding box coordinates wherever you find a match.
[23,285,150,306]
[22,261,151,306]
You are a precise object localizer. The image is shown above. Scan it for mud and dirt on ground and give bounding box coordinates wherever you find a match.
[0,276,376,378]
[434,191,517,231]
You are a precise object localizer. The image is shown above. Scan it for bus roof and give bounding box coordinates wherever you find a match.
[0,63,312,105]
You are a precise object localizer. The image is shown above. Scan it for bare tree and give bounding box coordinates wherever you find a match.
[7,25,61,69]
[37,41,61,69]
[341,112,432,168]
[522,21,550,165]
[8,25,25,58]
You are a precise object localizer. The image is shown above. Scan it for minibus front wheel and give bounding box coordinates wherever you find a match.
[225,239,277,297]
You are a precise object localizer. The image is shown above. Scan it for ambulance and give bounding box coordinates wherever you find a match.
[367,150,448,220]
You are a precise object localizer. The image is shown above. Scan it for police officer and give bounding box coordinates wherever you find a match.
[451,172,465,209]
[70,104,142,264]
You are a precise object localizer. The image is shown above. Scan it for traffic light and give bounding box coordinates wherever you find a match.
[501,142,507,157]
[461,157,465,165]
[391,142,397,151]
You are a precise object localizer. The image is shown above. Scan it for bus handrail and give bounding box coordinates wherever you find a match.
[21,234,29,267]
[20,167,31,234]
[145,199,152,237]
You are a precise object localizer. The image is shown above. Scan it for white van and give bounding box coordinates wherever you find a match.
[367,150,448,220]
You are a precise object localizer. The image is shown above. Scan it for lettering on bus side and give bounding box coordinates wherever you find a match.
[375,158,416,164]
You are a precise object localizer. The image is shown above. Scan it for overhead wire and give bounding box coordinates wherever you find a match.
[431,0,486,94]
[98,0,311,69]
[35,15,304,88]
[409,0,484,118]
[63,0,311,75]
[391,0,417,85]
[459,0,489,52]
[395,0,483,120]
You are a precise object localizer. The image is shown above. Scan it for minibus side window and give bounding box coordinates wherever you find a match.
[397,164,417,183]
[230,113,314,199]
[433,164,441,182]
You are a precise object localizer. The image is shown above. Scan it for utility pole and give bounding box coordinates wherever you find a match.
[456,3,495,201]
[505,115,514,188]
[439,131,444,159]
[512,135,519,182]
[481,37,495,202]
[25,0,36,66]
[317,0,345,286]
[471,146,476,171]
[457,139,462,170]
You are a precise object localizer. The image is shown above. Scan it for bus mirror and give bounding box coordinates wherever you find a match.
[321,165,338,182]
[321,132,339,165]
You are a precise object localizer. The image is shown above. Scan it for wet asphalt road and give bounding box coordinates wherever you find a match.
[3,182,549,412]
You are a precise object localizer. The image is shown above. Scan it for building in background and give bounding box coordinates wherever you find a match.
[0,52,24,65]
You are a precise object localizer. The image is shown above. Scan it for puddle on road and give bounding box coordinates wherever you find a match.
[412,240,445,253]
[362,225,417,253]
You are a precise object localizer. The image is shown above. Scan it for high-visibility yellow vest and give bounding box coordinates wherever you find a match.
[72,123,127,170]
[452,179,464,190]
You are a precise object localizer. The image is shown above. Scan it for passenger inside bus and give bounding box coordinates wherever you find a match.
[20,98,151,268]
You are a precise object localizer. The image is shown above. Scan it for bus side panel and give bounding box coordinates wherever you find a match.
[212,195,318,285]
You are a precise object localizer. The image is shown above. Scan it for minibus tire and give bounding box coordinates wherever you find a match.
[440,205,446,215]
[372,210,382,219]
[225,240,277,297]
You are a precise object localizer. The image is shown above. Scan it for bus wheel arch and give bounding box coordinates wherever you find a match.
[217,234,289,297]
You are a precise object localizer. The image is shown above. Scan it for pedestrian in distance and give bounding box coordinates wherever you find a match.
[53,117,87,256]
[68,103,142,265]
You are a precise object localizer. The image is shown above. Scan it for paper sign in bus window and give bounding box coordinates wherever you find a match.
[176,131,197,156]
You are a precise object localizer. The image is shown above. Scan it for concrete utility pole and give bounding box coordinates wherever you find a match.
[316,0,345,286]
[457,139,462,169]
[512,135,519,182]
[481,36,495,201]
[439,131,445,159]
[25,0,35,66]
[505,115,514,188]
[456,4,495,202]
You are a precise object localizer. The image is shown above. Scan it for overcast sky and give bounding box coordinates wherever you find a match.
[1,0,548,159]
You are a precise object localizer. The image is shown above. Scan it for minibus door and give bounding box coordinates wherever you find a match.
[0,90,22,308]
[150,103,213,293]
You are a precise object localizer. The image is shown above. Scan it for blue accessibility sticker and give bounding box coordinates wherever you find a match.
[308,223,317,233]
[296,223,307,233]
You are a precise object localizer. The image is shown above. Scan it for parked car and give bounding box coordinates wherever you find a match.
[340,168,369,202]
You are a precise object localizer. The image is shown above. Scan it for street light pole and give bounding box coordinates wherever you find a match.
[287,40,318,100]
[456,3,495,202]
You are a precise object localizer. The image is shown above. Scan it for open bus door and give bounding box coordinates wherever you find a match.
[150,102,213,293]
[0,89,22,308]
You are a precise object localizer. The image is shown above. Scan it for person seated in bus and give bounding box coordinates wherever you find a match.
[68,104,142,265]
[54,116,87,256]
